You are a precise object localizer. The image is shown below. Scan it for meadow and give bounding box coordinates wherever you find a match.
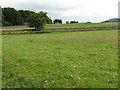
[2,22,118,30]
[2,29,118,88]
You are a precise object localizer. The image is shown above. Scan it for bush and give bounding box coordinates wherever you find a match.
[28,13,45,30]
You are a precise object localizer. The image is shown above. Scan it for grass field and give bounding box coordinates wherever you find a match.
[46,22,118,28]
[2,25,33,30]
[2,22,118,30]
[2,30,118,88]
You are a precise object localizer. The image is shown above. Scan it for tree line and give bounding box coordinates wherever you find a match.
[2,7,82,30]
[2,7,52,30]
[53,19,62,24]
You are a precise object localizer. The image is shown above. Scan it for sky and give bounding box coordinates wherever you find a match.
[0,0,119,23]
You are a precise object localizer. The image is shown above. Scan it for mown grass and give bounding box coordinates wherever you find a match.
[2,30,118,88]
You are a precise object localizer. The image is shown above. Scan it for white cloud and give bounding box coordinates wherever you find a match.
[0,0,119,23]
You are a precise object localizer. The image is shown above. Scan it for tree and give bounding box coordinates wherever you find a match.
[53,19,57,24]
[38,11,52,24]
[86,22,91,23]
[66,21,69,24]
[28,11,52,30]
[53,19,62,24]
[2,7,23,26]
[70,21,78,23]
[59,19,62,24]
[2,7,52,27]
[18,10,36,24]
[28,12,46,30]
[46,18,52,24]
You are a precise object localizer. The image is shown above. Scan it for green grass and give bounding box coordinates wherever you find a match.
[2,22,118,30]
[0,34,2,89]
[45,22,118,28]
[2,25,33,30]
[2,30,118,88]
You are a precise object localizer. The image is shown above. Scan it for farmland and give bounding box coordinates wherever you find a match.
[2,22,118,31]
[2,25,118,88]
[1,23,118,35]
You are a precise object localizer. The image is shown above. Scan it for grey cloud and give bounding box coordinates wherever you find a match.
[15,2,46,12]
[15,2,71,12]
[15,1,72,22]
[14,2,102,23]
[1,0,118,23]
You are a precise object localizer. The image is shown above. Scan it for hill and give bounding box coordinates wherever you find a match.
[102,18,120,23]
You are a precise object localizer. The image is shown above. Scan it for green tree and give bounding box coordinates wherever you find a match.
[18,10,36,24]
[2,7,23,26]
[29,12,46,30]
[66,21,69,24]
[29,11,52,30]
[39,11,52,24]
[53,19,62,24]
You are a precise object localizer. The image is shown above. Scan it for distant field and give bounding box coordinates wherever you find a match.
[46,22,118,28]
[2,30,118,88]
[2,22,118,30]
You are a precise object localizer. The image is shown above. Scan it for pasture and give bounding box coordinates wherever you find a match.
[2,29,118,88]
[2,22,118,30]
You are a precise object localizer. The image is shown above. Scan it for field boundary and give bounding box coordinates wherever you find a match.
[1,26,119,34]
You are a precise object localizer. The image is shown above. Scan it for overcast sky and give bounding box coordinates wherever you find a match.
[0,0,119,23]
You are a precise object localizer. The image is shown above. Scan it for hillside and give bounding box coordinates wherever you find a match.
[102,18,120,23]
